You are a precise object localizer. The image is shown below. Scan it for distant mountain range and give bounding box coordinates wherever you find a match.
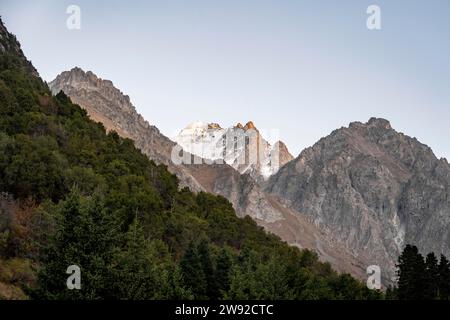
[50,68,450,285]
[174,120,293,181]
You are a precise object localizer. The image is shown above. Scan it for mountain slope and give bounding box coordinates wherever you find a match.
[266,118,450,282]
[49,67,205,192]
[0,17,381,300]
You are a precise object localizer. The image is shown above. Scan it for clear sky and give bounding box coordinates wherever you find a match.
[1,0,449,158]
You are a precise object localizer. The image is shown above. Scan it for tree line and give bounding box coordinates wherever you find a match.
[388,245,450,300]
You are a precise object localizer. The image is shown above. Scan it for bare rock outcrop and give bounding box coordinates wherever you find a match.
[266,118,450,283]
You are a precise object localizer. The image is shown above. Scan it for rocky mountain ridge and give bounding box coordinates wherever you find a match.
[266,117,450,282]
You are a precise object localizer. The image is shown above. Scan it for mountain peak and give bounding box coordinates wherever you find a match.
[208,123,222,130]
[55,67,117,89]
[69,66,85,73]
[60,66,90,79]
[175,120,293,180]
[273,140,289,151]
[367,117,391,129]
[348,117,392,131]
[244,121,256,130]
[50,68,130,105]
[50,68,142,135]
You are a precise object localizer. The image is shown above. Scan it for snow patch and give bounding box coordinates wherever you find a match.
[174,122,284,179]
[392,212,405,251]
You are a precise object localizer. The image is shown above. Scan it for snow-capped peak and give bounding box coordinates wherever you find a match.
[179,121,209,135]
[174,121,293,180]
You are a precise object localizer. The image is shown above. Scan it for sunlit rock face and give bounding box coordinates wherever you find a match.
[174,121,293,182]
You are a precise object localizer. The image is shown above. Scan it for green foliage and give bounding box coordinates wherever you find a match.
[393,245,450,300]
[109,218,190,299]
[0,134,67,201]
[32,192,118,299]
[0,257,33,299]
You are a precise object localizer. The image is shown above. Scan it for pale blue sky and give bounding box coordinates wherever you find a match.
[1,0,449,158]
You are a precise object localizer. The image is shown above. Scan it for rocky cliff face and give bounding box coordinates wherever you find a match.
[266,118,450,282]
[174,121,293,181]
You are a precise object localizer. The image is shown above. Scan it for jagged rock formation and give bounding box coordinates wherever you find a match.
[174,121,293,181]
[266,118,450,283]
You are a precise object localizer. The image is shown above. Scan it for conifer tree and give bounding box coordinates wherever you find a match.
[424,252,439,299]
[396,245,426,300]
[197,239,220,299]
[438,254,450,299]
[110,217,159,299]
[180,241,207,299]
[215,248,232,297]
